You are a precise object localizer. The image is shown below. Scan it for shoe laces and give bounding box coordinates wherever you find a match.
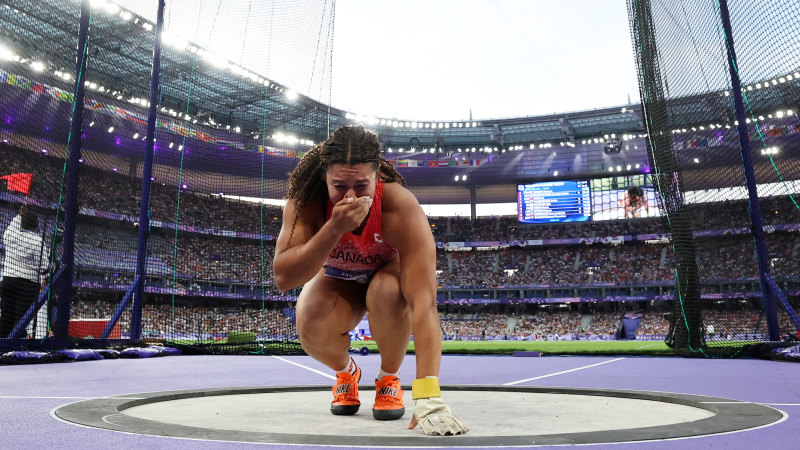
[375,376,403,406]
[333,370,360,402]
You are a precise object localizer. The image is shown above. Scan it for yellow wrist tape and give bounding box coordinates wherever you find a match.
[412,376,441,399]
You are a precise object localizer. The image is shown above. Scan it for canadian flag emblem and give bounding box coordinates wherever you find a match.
[374,233,384,243]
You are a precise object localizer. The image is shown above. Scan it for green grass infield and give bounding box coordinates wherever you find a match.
[350,339,675,356]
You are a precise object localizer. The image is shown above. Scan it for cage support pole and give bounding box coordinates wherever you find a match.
[130,0,165,341]
[717,0,780,341]
[54,0,91,339]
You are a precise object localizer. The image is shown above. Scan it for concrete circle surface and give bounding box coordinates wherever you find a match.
[54,385,784,447]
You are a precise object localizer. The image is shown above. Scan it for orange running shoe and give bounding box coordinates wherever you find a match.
[330,365,361,415]
[372,375,405,420]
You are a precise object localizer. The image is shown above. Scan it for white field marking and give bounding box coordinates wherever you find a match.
[271,355,336,380]
[503,357,626,386]
[637,344,659,349]
[0,396,94,399]
[0,396,145,400]
[702,402,800,406]
[701,401,748,404]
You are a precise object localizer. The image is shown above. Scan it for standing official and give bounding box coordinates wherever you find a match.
[1,205,49,338]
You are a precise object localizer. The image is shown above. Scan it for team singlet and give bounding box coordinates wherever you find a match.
[324,180,398,283]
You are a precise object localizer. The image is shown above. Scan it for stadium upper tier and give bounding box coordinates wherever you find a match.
[2,0,798,202]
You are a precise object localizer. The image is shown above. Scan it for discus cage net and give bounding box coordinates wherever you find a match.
[0,0,335,354]
[628,0,800,356]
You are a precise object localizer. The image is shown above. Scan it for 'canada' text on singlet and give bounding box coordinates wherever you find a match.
[329,250,385,266]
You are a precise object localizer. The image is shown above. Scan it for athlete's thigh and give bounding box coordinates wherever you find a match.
[365,257,407,314]
[296,268,368,333]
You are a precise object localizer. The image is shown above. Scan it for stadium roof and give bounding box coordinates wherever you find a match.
[1,0,796,202]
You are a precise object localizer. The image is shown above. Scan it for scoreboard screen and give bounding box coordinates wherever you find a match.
[517,180,591,224]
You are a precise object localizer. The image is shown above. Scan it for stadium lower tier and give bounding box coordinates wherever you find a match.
[61,298,799,342]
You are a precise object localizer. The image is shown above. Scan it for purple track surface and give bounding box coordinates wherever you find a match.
[1,354,798,449]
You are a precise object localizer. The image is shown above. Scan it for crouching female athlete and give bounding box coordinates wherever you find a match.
[273,125,468,436]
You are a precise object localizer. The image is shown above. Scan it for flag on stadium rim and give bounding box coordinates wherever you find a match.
[387,159,485,167]
[0,173,33,195]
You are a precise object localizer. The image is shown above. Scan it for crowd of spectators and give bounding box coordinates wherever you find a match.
[439,310,671,339]
[70,299,295,338]
[70,300,678,340]
[67,299,797,342]
[3,142,799,295]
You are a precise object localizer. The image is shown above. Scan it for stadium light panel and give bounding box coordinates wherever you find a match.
[107,126,114,133]
[609,167,614,172]
[461,175,467,181]
[169,142,174,148]
[90,0,106,8]
[0,45,16,61]
[133,133,139,139]
[31,61,45,72]
[454,175,459,181]
[626,164,631,170]
[693,158,699,163]
[104,3,120,14]
[202,52,229,69]
[616,165,622,171]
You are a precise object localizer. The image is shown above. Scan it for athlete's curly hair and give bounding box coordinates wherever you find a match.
[284,125,405,244]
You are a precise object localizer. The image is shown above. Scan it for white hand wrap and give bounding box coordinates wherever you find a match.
[411,377,469,436]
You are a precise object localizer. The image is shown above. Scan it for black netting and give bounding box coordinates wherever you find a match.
[628,0,800,356]
[0,0,333,354]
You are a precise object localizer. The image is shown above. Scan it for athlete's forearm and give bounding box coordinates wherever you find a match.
[411,302,442,378]
[273,221,342,291]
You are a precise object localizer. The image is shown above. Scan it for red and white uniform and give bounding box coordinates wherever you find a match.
[324,180,398,283]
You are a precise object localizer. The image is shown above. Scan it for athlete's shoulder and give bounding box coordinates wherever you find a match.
[381,181,418,211]
[283,195,326,228]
